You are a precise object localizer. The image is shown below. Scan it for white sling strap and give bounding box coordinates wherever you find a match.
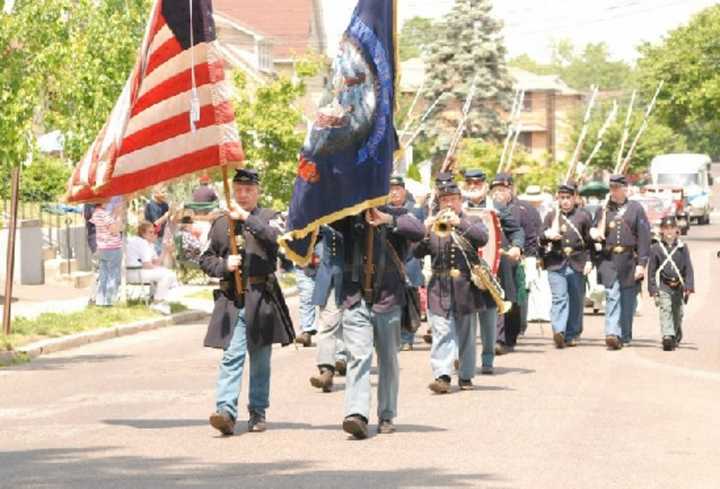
[656,240,685,289]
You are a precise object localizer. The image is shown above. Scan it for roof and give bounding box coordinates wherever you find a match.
[213,0,318,60]
[509,67,583,96]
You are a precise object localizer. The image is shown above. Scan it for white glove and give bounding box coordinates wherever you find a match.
[583,261,593,276]
[589,227,602,241]
[544,229,561,241]
[227,254,242,272]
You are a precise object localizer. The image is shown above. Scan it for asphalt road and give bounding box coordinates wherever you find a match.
[1,211,719,489]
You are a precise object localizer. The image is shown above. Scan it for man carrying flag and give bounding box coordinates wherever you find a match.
[280,0,424,439]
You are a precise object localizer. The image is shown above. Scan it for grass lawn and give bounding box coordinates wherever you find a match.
[1,302,187,353]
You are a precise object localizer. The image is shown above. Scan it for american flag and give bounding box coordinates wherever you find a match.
[66,0,243,203]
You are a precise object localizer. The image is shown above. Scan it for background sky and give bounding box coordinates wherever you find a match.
[323,0,719,62]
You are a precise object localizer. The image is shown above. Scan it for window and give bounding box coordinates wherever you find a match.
[522,94,533,112]
[518,132,532,149]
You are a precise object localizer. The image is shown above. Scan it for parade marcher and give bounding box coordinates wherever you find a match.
[201,169,295,436]
[388,175,426,351]
[309,225,349,393]
[540,182,592,348]
[488,172,529,355]
[294,250,320,347]
[462,169,524,359]
[336,206,424,439]
[415,181,493,393]
[495,173,543,336]
[590,175,651,350]
[648,216,695,351]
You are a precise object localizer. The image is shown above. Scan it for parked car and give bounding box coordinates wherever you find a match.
[642,185,690,235]
[650,153,713,225]
[630,194,674,240]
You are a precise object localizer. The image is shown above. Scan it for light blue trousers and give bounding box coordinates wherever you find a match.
[343,302,401,421]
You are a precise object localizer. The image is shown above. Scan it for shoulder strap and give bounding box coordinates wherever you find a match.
[656,241,685,288]
[385,239,408,282]
[560,213,585,246]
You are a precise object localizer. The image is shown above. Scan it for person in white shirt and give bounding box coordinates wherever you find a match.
[127,221,179,315]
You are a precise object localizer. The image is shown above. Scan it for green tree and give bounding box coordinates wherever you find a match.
[232,56,323,210]
[423,0,513,157]
[456,139,561,193]
[398,16,439,61]
[510,40,632,91]
[635,5,720,158]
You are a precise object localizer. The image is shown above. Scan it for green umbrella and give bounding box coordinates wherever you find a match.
[579,181,609,198]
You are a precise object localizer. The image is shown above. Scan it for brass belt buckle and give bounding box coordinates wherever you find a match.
[613,246,624,254]
[449,268,461,279]
[563,247,573,256]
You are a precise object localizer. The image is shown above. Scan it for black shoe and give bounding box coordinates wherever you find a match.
[428,376,451,394]
[458,379,474,390]
[248,410,266,433]
[605,335,623,350]
[335,359,347,376]
[662,336,676,352]
[310,368,334,393]
[209,410,235,436]
[494,343,514,355]
[553,331,566,349]
[343,415,369,439]
[422,330,433,344]
[295,332,314,347]
[378,419,395,434]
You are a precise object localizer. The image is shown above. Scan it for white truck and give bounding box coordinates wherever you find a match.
[650,153,714,225]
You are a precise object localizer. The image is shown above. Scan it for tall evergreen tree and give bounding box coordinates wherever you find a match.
[422,0,513,158]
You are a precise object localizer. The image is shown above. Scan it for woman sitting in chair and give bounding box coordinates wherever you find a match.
[127,221,179,315]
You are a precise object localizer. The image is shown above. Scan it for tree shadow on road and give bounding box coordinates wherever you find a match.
[0,447,499,489]
[2,354,130,371]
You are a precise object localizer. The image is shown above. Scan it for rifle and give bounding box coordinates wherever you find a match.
[615,81,665,175]
[595,81,664,240]
[498,89,525,173]
[441,73,480,172]
[615,90,637,171]
[221,165,244,297]
[362,223,375,304]
[584,101,619,170]
[565,85,599,183]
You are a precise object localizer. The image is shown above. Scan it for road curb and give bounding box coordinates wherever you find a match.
[1,309,209,364]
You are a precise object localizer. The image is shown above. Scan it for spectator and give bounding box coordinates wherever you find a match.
[192,174,219,204]
[127,221,179,315]
[144,187,170,254]
[178,215,202,264]
[83,204,99,305]
[90,201,123,307]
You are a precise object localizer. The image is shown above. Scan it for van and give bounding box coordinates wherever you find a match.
[650,153,714,225]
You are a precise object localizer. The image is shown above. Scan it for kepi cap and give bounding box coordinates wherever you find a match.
[233,168,260,185]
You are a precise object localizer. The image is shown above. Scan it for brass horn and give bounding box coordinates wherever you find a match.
[432,210,455,238]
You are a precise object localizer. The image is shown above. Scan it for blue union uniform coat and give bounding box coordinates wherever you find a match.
[540,207,592,273]
[200,210,295,350]
[593,199,651,289]
[414,213,492,317]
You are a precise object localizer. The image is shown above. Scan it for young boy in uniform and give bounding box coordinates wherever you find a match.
[647,216,694,351]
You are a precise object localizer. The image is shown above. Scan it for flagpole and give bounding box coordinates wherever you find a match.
[221,165,243,295]
[2,166,20,336]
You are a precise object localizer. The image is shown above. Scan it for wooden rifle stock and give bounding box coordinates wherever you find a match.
[221,165,244,297]
[362,224,375,304]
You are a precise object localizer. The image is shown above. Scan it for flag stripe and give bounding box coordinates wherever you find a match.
[124,82,229,139]
[114,122,236,176]
[144,26,181,77]
[138,43,209,100]
[132,59,223,118]
[119,100,235,157]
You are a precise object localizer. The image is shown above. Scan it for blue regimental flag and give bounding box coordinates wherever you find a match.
[279,0,399,265]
